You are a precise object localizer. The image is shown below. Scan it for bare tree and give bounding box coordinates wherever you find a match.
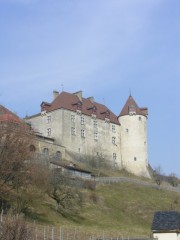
[167,173,179,187]
[0,120,36,214]
[153,165,164,185]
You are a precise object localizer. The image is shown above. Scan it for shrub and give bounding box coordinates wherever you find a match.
[0,216,32,240]
[84,180,96,190]
[89,192,99,203]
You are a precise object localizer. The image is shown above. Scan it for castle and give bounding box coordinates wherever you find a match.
[25,90,150,178]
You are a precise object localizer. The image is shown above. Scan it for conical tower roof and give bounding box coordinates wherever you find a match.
[119,95,148,117]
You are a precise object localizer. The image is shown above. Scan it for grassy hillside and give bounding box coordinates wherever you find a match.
[27,181,180,237]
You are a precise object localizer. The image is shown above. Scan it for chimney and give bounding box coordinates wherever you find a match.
[53,90,59,100]
[73,91,82,101]
[87,97,94,103]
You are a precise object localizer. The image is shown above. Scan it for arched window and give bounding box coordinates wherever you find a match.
[56,151,62,159]
[42,148,49,155]
[30,145,36,152]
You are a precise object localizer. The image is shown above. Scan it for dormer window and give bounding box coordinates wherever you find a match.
[105,110,110,118]
[92,106,97,114]
[101,109,110,121]
[77,101,82,110]
[129,105,136,115]
[41,102,50,112]
[87,105,97,116]
[72,101,82,112]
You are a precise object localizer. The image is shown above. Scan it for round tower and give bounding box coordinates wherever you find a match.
[118,95,150,178]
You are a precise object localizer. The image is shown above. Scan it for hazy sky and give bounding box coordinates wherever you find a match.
[0,0,179,176]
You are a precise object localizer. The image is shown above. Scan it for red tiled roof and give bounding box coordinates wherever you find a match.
[41,91,120,124]
[0,105,21,123]
[119,95,148,117]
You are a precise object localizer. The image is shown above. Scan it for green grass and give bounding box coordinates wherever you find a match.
[26,181,180,237]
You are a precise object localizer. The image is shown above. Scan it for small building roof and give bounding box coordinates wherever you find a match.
[50,161,91,174]
[0,105,21,123]
[119,95,148,117]
[151,211,180,232]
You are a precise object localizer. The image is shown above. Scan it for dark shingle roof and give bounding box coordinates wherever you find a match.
[151,211,180,231]
[39,91,120,125]
[119,95,148,117]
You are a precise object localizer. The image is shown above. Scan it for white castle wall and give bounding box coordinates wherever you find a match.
[26,93,150,178]
[119,114,150,177]
[27,109,121,168]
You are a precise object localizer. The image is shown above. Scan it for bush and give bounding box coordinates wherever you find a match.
[84,180,96,190]
[89,192,99,203]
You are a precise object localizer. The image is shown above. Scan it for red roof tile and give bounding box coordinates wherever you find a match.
[41,91,120,125]
[0,105,21,123]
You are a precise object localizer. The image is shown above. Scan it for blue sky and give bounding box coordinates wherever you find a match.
[0,0,179,176]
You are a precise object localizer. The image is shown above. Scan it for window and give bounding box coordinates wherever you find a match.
[77,101,82,110]
[105,110,110,118]
[71,127,76,136]
[94,132,98,141]
[71,115,75,122]
[56,151,62,159]
[81,129,85,138]
[30,145,36,152]
[47,128,51,136]
[105,118,110,123]
[139,116,142,121]
[112,137,116,145]
[93,120,97,128]
[92,106,97,114]
[47,115,51,123]
[112,125,116,133]
[113,153,116,160]
[81,116,85,125]
[129,105,136,115]
[134,157,137,161]
[126,128,129,133]
[43,148,49,155]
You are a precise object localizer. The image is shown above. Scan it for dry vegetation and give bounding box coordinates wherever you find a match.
[1,120,180,239]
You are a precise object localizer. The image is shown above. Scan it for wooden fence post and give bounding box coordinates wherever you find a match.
[0,209,3,222]
[51,226,54,240]
[44,226,46,240]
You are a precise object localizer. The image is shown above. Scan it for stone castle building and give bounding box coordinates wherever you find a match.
[25,90,150,178]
